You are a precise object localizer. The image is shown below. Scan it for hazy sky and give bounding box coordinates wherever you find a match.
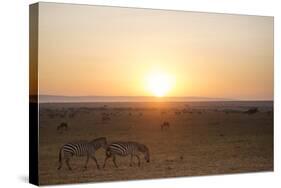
[38,3,273,100]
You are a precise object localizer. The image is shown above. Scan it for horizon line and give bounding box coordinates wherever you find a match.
[32,94,273,102]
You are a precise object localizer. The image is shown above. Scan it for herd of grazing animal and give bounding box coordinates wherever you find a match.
[57,137,150,171]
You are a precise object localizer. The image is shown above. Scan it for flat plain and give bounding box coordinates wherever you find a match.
[38,101,273,185]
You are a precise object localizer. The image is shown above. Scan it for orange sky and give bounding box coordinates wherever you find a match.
[38,3,274,100]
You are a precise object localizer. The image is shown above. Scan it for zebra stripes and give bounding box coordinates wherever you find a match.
[57,137,107,170]
[103,142,150,168]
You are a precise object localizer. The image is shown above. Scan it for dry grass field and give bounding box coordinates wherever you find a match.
[38,101,273,185]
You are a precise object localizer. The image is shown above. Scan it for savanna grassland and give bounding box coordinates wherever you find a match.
[38,101,273,185]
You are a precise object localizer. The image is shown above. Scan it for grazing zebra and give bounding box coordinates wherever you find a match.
[103,142,150,168]
[57,122,68,132]
[161,121,170,131]
[57,137,107,170]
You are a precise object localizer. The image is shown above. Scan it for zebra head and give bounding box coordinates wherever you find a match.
[138,144,150,163]
[90,137,107,150]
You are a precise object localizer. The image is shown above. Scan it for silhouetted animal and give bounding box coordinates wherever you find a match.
[57,122,68,132]
[161,121,170,131]
[244,107,259,115]
[102,116,111,121]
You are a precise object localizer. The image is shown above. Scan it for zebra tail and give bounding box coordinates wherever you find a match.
[58,147,63,163]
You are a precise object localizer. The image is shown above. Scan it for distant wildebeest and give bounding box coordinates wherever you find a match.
[103,141,150,168]
[101,112,109,116]
[101,112,111,122]
[244,107,259,115]
[179,155,184,161]
[102,116,111,121]
[57,137,107,170]
[57,122,68,132]
[161,121,170,131]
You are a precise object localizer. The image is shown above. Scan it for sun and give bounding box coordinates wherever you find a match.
[147,71,173,97]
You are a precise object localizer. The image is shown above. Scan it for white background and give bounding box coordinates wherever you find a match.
[0,0,280,187]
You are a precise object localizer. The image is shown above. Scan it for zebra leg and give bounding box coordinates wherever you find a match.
[91,155,100,169]
[113,155,118,168]
[66,158,72,170]
[136,155,141,167]
[83,154,90,170]
[57,160,63,170]
[103,155,110,169]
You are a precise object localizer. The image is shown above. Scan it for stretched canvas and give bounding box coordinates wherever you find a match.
[29,2,274,186]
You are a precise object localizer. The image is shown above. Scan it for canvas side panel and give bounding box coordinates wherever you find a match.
[29,3,39,186]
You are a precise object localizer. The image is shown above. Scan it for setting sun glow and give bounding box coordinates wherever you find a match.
[147,72,174,97]
[38,4,273,100]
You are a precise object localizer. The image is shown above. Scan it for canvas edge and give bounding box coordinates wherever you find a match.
[29,2,39,186]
